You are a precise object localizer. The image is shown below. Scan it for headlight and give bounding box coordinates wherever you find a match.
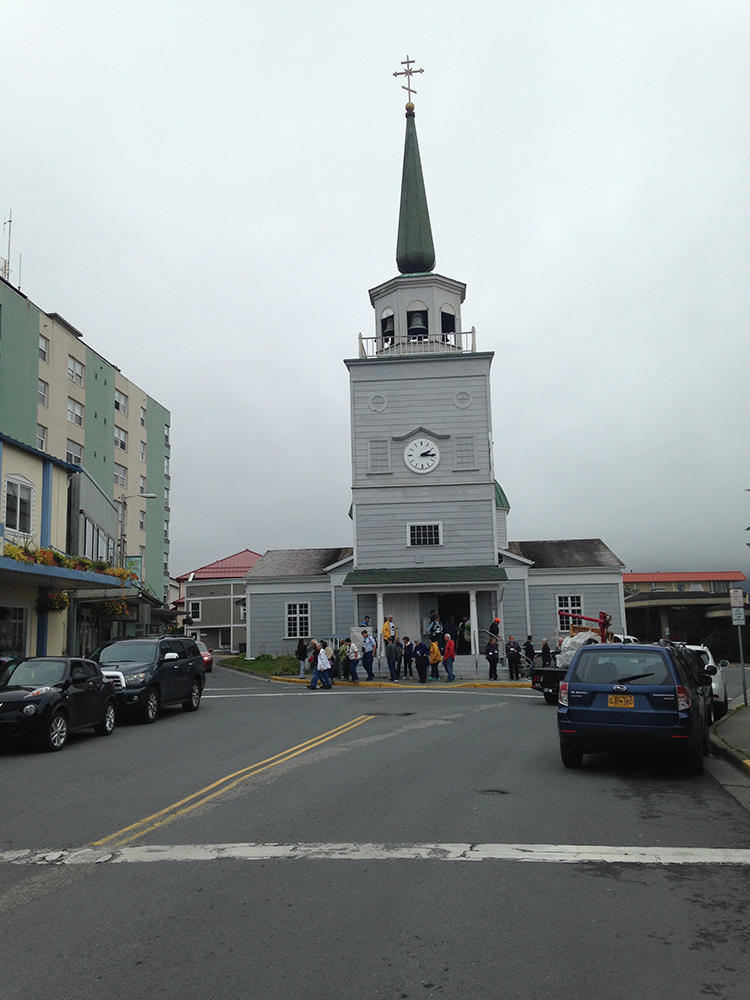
[125,673,147,686]
[22,704,37,716]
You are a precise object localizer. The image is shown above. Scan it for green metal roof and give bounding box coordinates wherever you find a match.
[495,481,510,510]
[396,111,435,274]
[343,566,507,588]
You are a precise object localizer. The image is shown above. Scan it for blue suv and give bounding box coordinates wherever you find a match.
[557,642,714,774]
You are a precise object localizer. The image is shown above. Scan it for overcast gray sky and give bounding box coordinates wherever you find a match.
[3,1,750,578]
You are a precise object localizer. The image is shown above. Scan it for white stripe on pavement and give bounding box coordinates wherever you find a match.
[3,843,750,866]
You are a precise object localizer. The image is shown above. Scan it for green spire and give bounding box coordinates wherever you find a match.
[396,109,435,274]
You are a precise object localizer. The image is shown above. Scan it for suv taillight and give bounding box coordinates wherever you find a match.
[676,685,691,711]
[559,682,569,707]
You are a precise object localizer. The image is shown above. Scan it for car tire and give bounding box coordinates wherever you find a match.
[560,743,583,768]
[543,691,558,705]
[95,700,116,736]
[139,687,160,724]
[713,695,728,721]
[182,677,202,712]
[42,710,68,752]
[682,737,705,775]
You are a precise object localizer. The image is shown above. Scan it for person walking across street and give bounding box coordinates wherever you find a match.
[443,633,456,683]
[414,640,429,684]
[506,635,522,681]
[485,635,500,680]
[307,641,332,689]
[295,637,308,679]
[429,639,442,680]
[361,630,376,680]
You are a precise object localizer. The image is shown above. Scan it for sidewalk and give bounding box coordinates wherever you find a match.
[710,696,750,773]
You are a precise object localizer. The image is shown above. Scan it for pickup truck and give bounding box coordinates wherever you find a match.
[531,631,602,704]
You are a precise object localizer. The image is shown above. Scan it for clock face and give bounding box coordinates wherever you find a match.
[404,437,440,474]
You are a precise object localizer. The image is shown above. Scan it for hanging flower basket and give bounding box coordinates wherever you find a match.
[93,599,130,618]
[34,592,70,615]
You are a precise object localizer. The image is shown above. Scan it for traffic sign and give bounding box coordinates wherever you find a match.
[732,607,746,626]
[730,588,744,608]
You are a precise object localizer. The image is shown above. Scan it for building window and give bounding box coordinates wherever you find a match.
[38,379,48,406]
[454,435,476,470]
[140,441,146,462]
[286,602,310,639]
[139,510,146,531]
[114,390,128,416]
[164,456,170,477]
[66,440,83,466]
[164,424,170,447]
[68,356,84,386]
[0,607,27,659]
[558,595,583,628]
[114,463,127,488]
[139,476,147,495]
[368,439,390,474]
[163,519,169,541]
[67,397,84,427]
[5,478,33,534]
[140,406,146,427]
[408,523,442,546]
[163,555,169,575]
[164,486,170,508]
[39,334,49,362]
[114,425,127,451]
[36,425,46,452]
[189,601,201,621]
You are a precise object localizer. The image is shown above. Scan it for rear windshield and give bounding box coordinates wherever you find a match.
[570,649,674,687]
[90,641,159,666]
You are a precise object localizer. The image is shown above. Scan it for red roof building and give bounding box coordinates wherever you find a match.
[176,549,262,653]
[177,549,262,582]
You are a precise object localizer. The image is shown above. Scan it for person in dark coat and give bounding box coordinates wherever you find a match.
[506,635,522,680]
[414,640,429,684]
[484,636,500,680]
[540,639,552,667]
[295,638,308,678]
[386,639,398,682]
[489,618,500,638]
[402,637,414,678]
[523,636,536,677]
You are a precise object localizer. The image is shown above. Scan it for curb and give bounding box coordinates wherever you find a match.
[215,663,531,690]
[709,697,750,775]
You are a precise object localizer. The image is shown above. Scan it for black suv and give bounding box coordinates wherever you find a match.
[89,636,206,724]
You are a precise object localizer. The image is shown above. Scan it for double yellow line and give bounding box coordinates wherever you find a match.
[93,714,374,848]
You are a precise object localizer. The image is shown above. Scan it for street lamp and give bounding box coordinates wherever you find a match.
[118,492,157,567]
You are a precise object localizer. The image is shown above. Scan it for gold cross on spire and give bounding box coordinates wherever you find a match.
[393,55,424,108]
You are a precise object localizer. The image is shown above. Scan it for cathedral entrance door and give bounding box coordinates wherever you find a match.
[437,593,471,653]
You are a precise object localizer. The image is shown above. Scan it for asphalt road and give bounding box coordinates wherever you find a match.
[2,665,750,1000]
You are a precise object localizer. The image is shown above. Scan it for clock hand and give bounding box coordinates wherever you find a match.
[420,451,435,457]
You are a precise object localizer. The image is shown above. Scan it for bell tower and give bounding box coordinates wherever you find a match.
[343,61,510,655]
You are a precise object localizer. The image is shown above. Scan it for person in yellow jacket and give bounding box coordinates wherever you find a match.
[429,639,442,681]
[382,615,398,643]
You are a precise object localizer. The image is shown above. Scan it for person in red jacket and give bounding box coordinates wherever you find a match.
[443,633,456,683]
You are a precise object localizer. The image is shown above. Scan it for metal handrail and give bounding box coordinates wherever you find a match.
[358,328,477,359]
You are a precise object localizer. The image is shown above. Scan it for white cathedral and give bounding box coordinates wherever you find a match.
[244,88,625,670]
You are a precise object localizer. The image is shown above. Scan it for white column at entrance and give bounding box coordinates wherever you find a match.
[469,590,478,656]
[376,592,384,661]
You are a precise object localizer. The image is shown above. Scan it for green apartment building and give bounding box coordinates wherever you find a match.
[0,274,172,650]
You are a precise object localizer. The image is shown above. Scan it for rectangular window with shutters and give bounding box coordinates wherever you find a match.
[454,435,476,470]
[368,439,390,474]
[407,523,442,546]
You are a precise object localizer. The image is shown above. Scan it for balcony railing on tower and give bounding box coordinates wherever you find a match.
[357,327,477,359]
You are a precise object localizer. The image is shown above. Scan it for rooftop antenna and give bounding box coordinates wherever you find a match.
[1,210,11,283]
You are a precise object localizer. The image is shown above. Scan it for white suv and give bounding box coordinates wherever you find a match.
[686,645,728,720]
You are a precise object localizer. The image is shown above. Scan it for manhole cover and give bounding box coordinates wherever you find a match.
[478,788,508,796]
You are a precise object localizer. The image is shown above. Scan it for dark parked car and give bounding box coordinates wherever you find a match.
[557,642,714,774]
[0,657,116,751]
[89,636,206,724]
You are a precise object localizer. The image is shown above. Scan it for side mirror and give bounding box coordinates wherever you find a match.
[719,660,730,668]
[703,664,717,676]
[162,651,179,662]
[71,671,87,685]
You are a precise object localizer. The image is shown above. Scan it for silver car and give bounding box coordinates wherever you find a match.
[686,645,728,720]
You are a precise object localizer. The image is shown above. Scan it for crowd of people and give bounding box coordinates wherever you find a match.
[296,611,558,686]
